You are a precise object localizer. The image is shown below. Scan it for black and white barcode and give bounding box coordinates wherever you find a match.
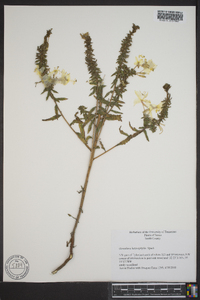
[157,10,184,22]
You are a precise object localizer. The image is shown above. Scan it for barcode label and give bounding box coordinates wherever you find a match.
[155,10,185,23]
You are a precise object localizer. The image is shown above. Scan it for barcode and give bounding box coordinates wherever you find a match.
[157,10,184,22]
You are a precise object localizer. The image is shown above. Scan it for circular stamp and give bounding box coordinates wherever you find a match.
[5,255,29,280]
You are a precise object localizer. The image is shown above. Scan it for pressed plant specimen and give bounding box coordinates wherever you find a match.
[34,24,171,274]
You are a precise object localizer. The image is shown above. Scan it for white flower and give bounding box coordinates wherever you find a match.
[34,65,76,87]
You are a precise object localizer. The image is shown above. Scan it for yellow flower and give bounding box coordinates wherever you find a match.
[134,91,151,106]
[142,59,157,74]
[34,65,45,79]
[134,55,145,67]
[35,65,76,87]
[144,102,163,118]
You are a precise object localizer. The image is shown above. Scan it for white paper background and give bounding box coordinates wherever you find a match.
[4,6,196,282]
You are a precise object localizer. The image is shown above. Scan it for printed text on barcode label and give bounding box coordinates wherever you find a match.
[156,10,184,22]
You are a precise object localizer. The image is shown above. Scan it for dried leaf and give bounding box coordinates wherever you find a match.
[41,88,48,95]
[46,91,51,100]
[129,122,138,132]
[117,135,132,146]
[111,109,123,115]
[86,135,92,143]
[88,118,95,133]
[105,114,122,121]
[42,114,61,121]
[119,126,129,136]
[99,140,106,151]
[79,123,85,139]
[55,97,68,102]
[144,129,149,142]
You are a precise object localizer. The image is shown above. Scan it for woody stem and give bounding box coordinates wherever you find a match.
[52,123,99,274]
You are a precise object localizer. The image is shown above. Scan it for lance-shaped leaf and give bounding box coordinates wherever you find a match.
[54,104,59,118]
[87,118,95,134]
[55,97,68,102]
[111,109,123,115]
[42,114,61,121]
[119,126,129,136]
[129,122,139,132]
[99,140,106,151]
[86,135,92,143]
[117,135,132,146]
[105,114,122,121]
[144,129,149,142]
[79,123,85,140]
[96,120,103,133]
[46,91,51,100]
[70,112,83,126]
[41,87,48,95]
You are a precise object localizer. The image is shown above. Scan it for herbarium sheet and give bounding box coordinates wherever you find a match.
[4,6,196,282]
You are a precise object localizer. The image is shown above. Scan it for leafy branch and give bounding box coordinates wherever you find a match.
[34,24,172,274]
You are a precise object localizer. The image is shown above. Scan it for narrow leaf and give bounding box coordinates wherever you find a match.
[105,114,122,121]
[96,120,103,133]
[119,126,129,136]
[87,118,95,133]
[129,122,139,132]
[79,123,85,139]
[117,135,132,146]
[56,97,68,101]
[111,109,123,115]
[42,114,61,121]
[104,91,112,98]
[41,87,48,95]
[99,98,110,105]
[144,129,149,142]
[86,135,92,143]
[46,91,51,100]
[99,140,106,151]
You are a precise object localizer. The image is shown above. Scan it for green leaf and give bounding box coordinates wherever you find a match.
[96,120,103,133]
[129,122,139,132]
[111,109,123,115]
[118,100,125,104]
[99,98,110,105]
[89,107,96,114]
[104,91,112,98]
[117,135,132,146]
[76,132,86,144]
[105,114,122,121]
[78,106,87,114]
[54,105,59,117]
[41,88,48,95]
[119,126,129,136]
[99,140,106,151]
[42,114,61,121]
[46,91,51,100]
[79,123,85,139]
[86,135,92,143]
[144,129,149,142]
[97,107,107,116]
[89,86,96,96]
[87,118,95,133]
[55,97,68,102]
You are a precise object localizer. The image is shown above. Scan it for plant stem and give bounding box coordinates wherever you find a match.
[52,120,99,274]
[51,93,91,151]
[94,128,145,160]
